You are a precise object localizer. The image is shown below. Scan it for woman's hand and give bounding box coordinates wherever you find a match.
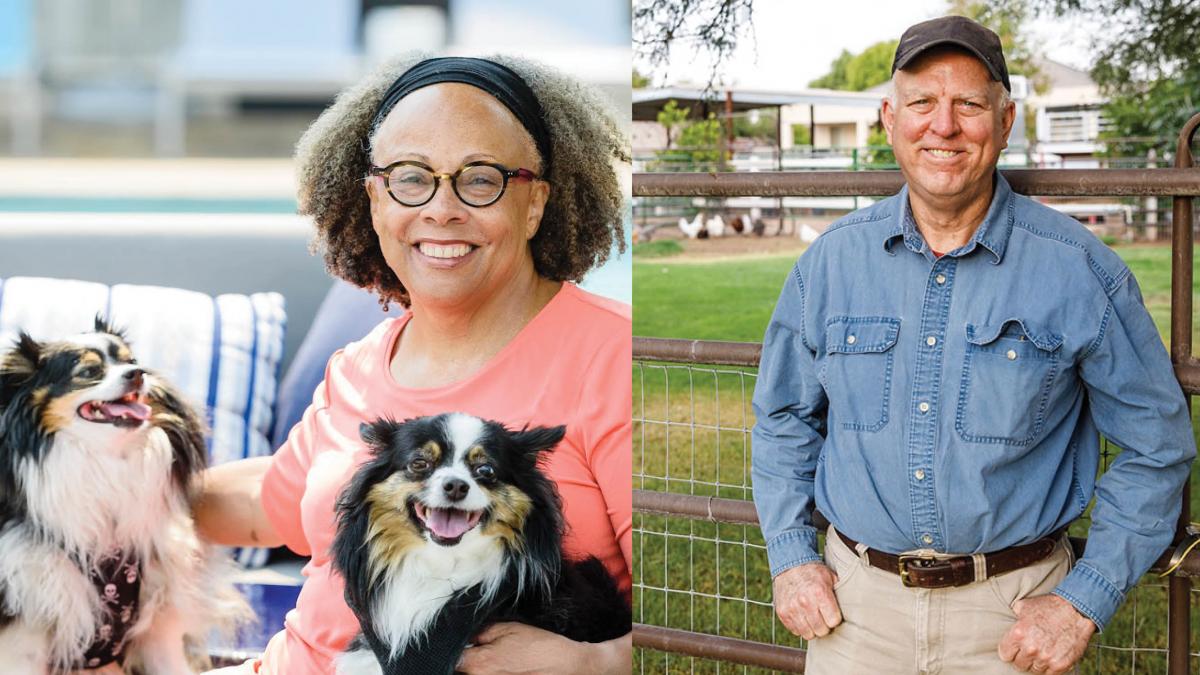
[457,623,631,675]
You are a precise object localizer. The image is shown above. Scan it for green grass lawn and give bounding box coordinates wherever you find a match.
[633,244,1200,674]
[634,244,1200,346]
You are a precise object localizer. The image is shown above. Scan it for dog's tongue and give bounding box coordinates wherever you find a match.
[98,400,152,422]
[426,508,476,539]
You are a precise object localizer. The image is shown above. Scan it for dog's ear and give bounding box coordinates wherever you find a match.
[93,314,128,340]
[508,426,568,600]
[512,424,566,455]
[332,436,405,619]
[147,380,209,490]
[11,332,42,369]
[331,473,376,618]
[359,419,396,450]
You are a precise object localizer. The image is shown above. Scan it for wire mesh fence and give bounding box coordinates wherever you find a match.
[633,356,1200,674]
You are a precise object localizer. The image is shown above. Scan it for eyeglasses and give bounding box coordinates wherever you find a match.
[368,160,540,208]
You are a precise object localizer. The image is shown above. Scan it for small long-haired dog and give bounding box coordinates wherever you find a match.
[332,413,630,675]
[0,318,247,673]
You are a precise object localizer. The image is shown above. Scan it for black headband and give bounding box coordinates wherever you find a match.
[370,57,552,175]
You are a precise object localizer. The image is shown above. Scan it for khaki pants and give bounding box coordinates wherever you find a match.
[805,527,1077,675]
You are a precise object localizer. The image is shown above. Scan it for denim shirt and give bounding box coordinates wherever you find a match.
[751,173,1195,630]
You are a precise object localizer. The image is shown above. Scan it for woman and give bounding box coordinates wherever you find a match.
[197,54,631,674]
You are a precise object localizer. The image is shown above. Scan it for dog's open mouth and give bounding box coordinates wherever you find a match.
[77,391,152,428]
[412,502,484,545]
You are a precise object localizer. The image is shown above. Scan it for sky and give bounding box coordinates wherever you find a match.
[637,0,1106,91]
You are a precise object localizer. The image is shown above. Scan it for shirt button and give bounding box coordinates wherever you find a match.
[926,336,937,347]
[1007,349,1018,360]
[914,469,926,480]
[918,402,930,413]
[922,533,933,544]
[846,335,857,345]
[935,274,947,284]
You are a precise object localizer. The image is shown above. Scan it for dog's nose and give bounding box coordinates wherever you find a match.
[442,478,469,502]
[124,368,145,388]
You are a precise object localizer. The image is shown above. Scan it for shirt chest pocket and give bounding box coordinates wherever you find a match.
[822,316,900,432]
[956,319,1063,446]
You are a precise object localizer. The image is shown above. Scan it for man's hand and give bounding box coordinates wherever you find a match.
[998,594,1096,674]
[457,622,630,675]
[772,562,842,640]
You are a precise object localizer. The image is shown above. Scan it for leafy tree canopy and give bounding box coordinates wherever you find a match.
[809,41,898,91]
[656,100,691,149]
[1033,0,1200,153]
[949,0,1046,93]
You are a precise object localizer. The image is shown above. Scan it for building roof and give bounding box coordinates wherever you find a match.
[632,86,883,121]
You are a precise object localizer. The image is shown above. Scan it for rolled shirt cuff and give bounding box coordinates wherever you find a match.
[1052,561,1125,632]
[767,526,822,578]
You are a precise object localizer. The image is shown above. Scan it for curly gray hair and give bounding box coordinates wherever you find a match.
[295,53,630,307]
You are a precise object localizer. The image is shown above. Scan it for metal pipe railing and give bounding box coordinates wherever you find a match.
[633,489,1200,577]
[637,334,1200,402]
[634,624,806,672]
[634,167,1200,198]
[1167,111,1200,675]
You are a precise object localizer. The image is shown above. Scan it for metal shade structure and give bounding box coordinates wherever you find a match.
[632,85,883,122]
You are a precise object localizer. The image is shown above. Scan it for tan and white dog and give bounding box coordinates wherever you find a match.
[0,318,247,674]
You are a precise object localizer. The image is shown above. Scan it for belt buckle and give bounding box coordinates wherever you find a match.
[897,553,939,587]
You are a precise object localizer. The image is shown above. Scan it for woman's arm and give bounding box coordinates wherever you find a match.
[194,456,283,548]
[457,623,631,675]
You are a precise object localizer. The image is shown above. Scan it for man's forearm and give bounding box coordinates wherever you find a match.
[752,264,828,577]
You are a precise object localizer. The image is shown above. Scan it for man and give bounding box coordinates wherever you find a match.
[751,15,1195,675]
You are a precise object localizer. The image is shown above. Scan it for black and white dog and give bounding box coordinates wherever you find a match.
[0,318,247,673]
[332,413,630,675]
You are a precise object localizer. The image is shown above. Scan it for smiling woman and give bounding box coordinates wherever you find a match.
[194,54,632,675]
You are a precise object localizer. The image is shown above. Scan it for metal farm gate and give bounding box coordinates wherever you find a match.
[633,113,1200,674]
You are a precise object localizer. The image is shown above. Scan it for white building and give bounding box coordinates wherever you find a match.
[1028,59,1110,167]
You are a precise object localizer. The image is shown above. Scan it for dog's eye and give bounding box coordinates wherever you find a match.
[408,458,430,473]
[78,365,102,379]
[474,464,495,481]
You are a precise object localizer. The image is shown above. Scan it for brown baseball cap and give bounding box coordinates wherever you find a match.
[891,15,1011,92]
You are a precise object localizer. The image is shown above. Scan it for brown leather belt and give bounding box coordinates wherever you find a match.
[835,529,1061,589]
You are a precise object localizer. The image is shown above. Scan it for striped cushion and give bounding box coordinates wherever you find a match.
[0,276,286,567]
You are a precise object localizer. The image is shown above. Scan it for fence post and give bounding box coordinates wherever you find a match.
[1168,111,1200,675]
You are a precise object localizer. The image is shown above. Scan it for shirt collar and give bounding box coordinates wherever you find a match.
[882,172,1014,264]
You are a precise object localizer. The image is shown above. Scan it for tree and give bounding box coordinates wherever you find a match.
[677,114,723,167]
[865,127,896,168]
[1033,0,1200,156]
[810,41,898,91]
[633,0,755,88]
[656,100,691,149]
[653,110,722,171]
[792,124,812,147]
[948,0,1046,93]
[633,69,651,89]
[810,50,854,90]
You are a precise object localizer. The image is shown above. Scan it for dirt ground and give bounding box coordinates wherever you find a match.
[640,218,823,261]
[662,234,808,260]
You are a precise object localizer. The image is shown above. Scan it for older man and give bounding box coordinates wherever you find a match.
[751,15,1195,675]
